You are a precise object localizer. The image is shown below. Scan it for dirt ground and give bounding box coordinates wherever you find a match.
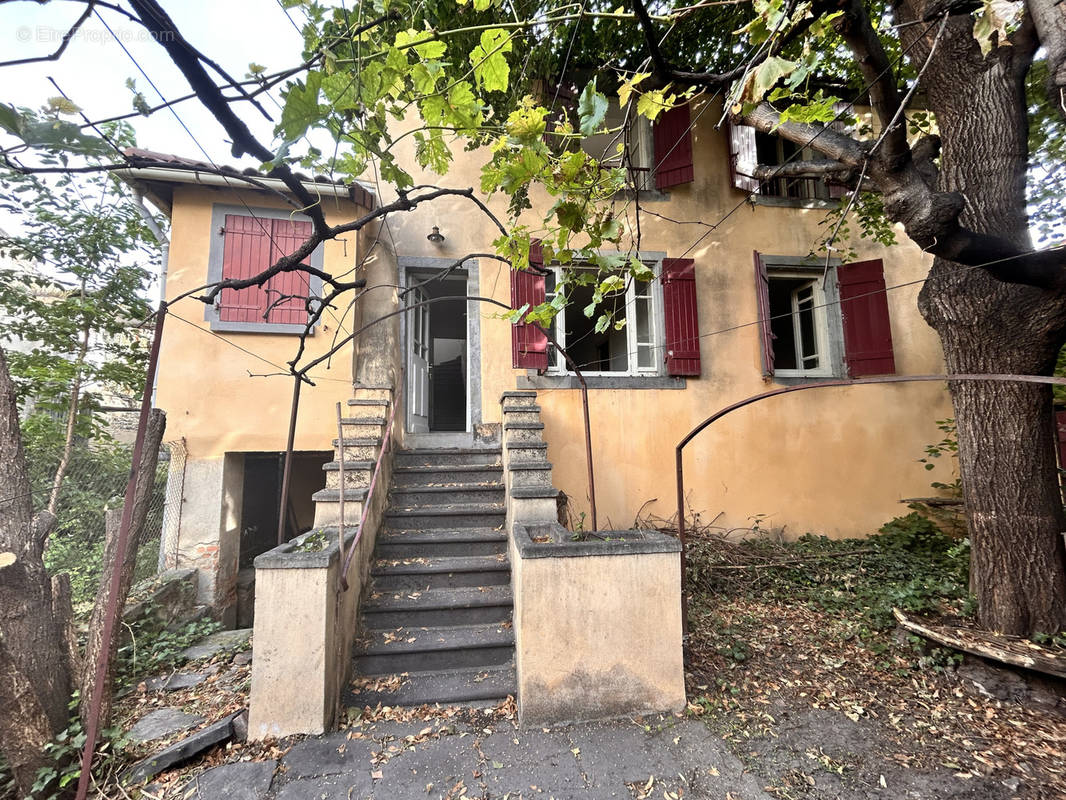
[684,596,1066,799]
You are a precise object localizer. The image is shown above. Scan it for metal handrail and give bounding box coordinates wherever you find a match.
[674,372,1066,637]
[338,384,400,591]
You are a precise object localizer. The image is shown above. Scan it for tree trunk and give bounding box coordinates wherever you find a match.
[47,307,92,517]
[79,409,165,730]
[902,3,1066,633]
[0,347,73,793]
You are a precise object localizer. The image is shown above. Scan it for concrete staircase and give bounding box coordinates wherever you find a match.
[345,446,517,708]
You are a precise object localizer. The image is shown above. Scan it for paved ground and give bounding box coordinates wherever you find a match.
[181,712,772,800]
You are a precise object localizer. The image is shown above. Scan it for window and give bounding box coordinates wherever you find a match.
[205,205,324,334]
[730,123,844,201]
[510,251,701,378]
[755,253,896,379]
[765,271,833,377]
[579,102,694,192]
[581,101,656,192]
[543,268,659,375]
[755,132,830,201]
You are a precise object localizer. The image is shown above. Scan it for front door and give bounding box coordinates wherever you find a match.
[408,286,430,433]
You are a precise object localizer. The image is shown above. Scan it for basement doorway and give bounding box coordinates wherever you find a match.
[237,451,330,626]
[403,259,482,446]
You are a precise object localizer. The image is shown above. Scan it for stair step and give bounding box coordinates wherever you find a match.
[392,465,503,487]
[363,585,512,628]
[385,503,506,529]
[346,664,516,708]
[355,623,515,673]
[371,554,509,589]
[394,448,503,468]
[389,485,505,505]
[312,487,370,503]
[377,528,507,557]
[372,554,509,575]
[348,398,390,407]
[323,460,375,472]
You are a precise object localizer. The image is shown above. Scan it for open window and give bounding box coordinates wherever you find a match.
[730,123,844,200]
[755,253,895,379]
[580,101,693,192]
[542,268,659,375]
[510,253,701,378]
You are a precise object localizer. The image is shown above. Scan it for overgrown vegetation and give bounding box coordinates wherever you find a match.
[22,411,166,607]
[685,513,971,639]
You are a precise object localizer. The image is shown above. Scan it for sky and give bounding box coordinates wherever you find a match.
[2,0,306,173]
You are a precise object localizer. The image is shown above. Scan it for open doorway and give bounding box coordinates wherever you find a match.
[407,270,468,434]
[236,451,329,627]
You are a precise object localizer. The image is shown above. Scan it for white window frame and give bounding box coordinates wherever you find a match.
[767,269,834,379]
[580,100,656,192]
[545,259,664,378]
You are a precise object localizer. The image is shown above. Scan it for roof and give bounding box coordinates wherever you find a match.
[115,147,377,216]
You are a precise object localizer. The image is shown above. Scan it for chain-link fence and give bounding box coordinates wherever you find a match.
[24,430,169,606]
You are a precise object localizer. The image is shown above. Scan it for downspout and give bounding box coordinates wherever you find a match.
[130,189,169,308]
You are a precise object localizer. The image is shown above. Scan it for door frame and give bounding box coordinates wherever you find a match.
[398,256,482,448]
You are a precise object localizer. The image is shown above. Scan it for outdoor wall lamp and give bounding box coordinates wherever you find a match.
[427,226,445,244]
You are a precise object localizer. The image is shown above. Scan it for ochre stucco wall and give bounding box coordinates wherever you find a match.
[159,96,953,541]
[370,98,953,539]
[156,185,374,460]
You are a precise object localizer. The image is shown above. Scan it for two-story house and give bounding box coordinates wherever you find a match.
[118,96,951,627]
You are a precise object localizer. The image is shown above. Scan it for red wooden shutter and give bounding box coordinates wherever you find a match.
[838,258,896,377]
[219,214,272,323]
[219,215,312,325]
[266,218,312,325]
[728,121,761,194]
[653,104,694,190]
[753,251,775,376]
[662,257,700,376]
[511,241,548,370]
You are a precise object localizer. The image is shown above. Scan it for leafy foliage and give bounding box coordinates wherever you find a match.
[22,412,166,606]
[0,120,159,423]
[686,518,971,635]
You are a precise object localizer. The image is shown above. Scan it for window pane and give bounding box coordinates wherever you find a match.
[795,284,819,368]
[638,344,653,368]
[561,271,628,372]
[635,297,651,343]
[768,278,797,370]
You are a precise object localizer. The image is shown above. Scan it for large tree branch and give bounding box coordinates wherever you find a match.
[831,0,910,166]
[126,0,331,236]
[741,102,1066,290]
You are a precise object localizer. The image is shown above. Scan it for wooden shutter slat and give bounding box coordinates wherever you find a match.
[662,257,700,376]
[653,104,694,190]
[753,251,775,377]
[511,241,548,371]
[838,258,896,377]
[729,121,761,194]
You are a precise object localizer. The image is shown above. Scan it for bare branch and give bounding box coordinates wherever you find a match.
[0,2,93,68]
